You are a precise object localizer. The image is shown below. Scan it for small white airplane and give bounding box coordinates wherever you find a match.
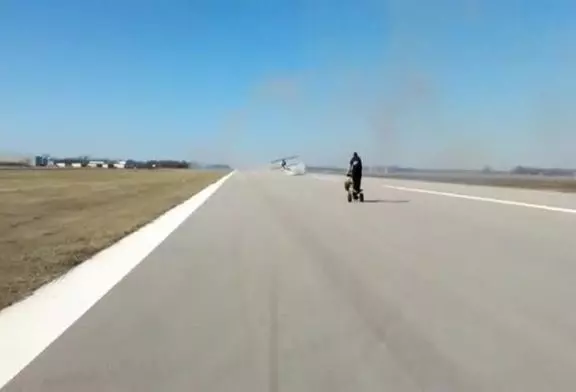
[270,155,307,176]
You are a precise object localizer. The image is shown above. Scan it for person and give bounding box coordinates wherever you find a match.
[348,152,363,194]
[281,159,287,170]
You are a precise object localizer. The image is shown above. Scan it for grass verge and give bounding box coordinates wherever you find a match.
[0,169,227,311]
[380,174,576,192]
[309,169,576,193]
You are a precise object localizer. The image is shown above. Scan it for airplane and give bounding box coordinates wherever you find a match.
[270,155,306,176]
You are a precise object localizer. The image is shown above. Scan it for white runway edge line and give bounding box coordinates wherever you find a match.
[0,170,236,389]
[384,184,576,214]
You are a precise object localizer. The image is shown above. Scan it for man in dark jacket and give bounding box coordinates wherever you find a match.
[348,152,363,194]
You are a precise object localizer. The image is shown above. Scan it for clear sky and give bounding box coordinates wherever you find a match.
[1,0,576,169]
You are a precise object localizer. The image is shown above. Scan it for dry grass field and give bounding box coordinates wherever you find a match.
[382,174,576,192]
[0,169,227,310]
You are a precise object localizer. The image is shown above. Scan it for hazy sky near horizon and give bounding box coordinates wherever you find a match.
[2,0,576,169]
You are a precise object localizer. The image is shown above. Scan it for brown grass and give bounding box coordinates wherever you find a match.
[0,169,227,311]
[383,175,576,192]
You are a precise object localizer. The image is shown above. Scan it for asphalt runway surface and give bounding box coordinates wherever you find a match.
[4,171,576,391]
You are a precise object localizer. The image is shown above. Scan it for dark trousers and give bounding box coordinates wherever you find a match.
[352,173,362,193]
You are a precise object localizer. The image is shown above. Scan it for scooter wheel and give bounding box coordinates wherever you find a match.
[359,193,364,202]
[347,192,352,202]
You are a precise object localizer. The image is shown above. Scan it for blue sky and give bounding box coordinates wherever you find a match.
[1,0,576,168]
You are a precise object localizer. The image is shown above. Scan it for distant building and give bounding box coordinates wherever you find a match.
[52,158,86,168]
[35,155,50,167]
[31,154,193,170]
[87,160,107,168]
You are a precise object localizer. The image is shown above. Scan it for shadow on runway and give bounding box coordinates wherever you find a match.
[363,199,411,203]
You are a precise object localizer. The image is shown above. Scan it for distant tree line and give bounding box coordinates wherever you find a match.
[511,166,576,177]
[202,164,232,170]
[309,164,576,177]
[0,160,30,167]
[126,160,190,169]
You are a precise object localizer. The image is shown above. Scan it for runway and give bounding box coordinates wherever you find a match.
[3,171,576,391]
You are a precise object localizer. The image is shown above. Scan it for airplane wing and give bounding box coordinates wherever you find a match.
[270,155,299,164]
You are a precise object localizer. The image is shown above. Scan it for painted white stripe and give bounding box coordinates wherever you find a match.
[384,184,576,214]
[309,173,576,214]
[0,170,236,389]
